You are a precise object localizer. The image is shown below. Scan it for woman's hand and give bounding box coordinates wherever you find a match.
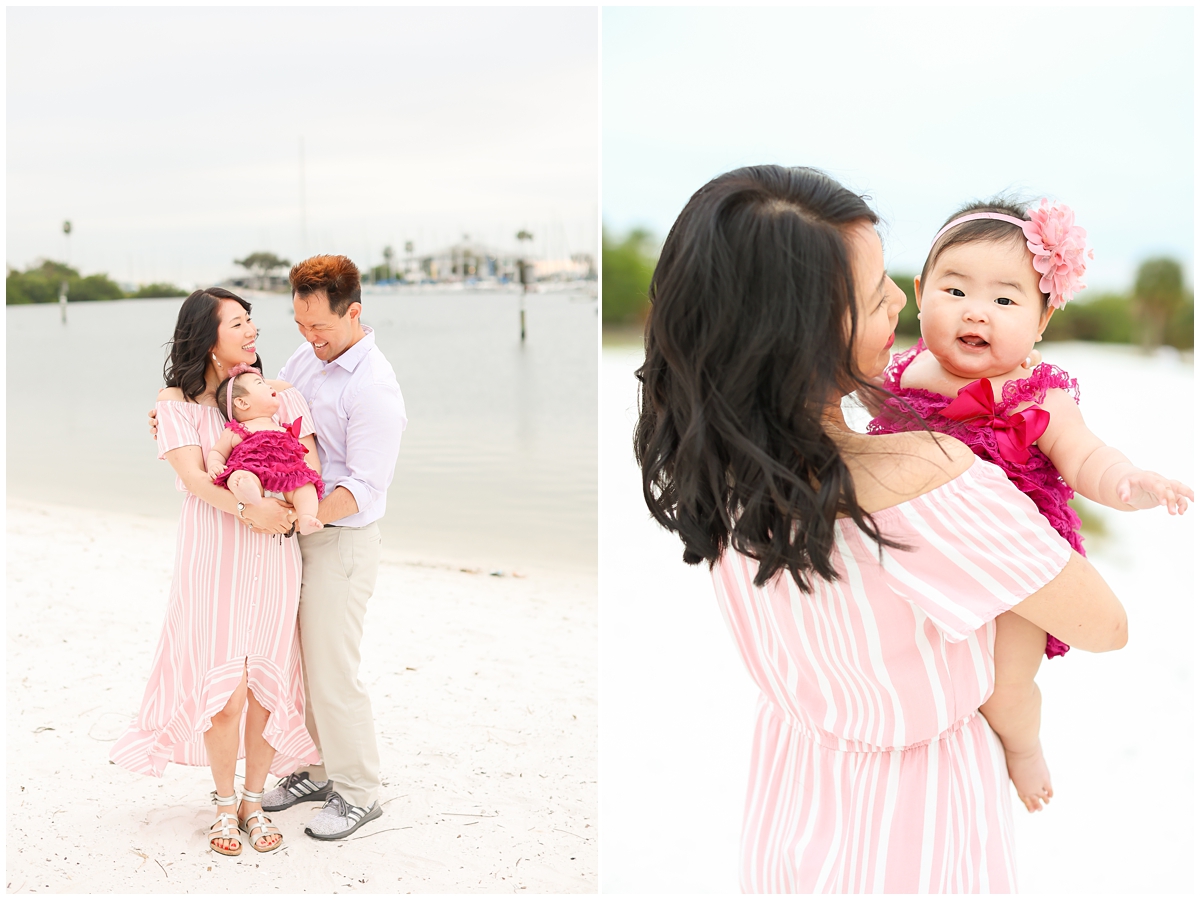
[241,499,296,534]
[162,438,296,533]
[148,407,159,439]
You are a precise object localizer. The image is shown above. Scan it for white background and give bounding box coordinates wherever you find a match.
[603,6,1193,291]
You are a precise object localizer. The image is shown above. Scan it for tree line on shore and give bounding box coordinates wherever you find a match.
[6,260,188,304]
[602,227,1194,350]
[5,252,300,304]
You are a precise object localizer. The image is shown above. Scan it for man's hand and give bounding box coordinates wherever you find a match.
[241,498,297,533]
[148,408,159,439]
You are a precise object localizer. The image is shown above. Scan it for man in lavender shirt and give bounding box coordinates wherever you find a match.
[258,254,406,840]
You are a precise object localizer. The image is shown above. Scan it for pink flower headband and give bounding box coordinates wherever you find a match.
[224,363,261,420]
[930,200,1093,309]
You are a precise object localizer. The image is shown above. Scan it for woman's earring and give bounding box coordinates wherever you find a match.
[213,353,222,368]
[916,312,922,320]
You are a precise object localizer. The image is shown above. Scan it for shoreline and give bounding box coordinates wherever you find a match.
[3,497,596,582]
[6,499,597,893]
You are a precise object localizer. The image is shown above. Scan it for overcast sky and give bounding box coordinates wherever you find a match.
[7,6,597,286]
[603,6,1193,292]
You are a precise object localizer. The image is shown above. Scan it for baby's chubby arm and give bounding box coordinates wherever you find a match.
[205,429,239,480]
[1037,389,1193,515]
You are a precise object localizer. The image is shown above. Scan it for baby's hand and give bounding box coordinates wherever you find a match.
[1020,348,1044,370]
[1117,470,1193,515]
[206,460,225,481]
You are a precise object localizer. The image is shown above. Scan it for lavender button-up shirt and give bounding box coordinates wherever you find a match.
[278,325,406,528]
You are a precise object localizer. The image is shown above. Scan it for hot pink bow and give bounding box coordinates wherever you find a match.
[285,418,303,440]
[942,378,1050,465]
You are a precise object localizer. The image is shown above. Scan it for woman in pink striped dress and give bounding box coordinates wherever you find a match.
[111,288,320,856]
[634,166,1128,892]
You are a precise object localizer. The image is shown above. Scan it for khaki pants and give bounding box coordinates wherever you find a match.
[297,523,382,808]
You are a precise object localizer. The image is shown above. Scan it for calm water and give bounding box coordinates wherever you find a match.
[6,288,597,572]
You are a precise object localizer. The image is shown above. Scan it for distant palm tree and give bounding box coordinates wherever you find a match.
[235,252,291,291]
[1134,257,1185,350]
[516,230,535,288]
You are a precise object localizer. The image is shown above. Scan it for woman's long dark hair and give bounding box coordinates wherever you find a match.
[634,165,905,590]
[163,287,263,402]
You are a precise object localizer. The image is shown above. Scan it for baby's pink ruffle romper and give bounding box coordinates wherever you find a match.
[867,339,1084,658]
[213,418,326,500]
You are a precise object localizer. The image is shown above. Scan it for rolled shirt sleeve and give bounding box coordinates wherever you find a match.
[334,376,407,515]
[276,327,406,527]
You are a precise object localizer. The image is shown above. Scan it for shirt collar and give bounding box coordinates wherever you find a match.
[329,325,375,372]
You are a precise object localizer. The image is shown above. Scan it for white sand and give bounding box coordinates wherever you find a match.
[6,500,596,894]
[600,342,1194,894]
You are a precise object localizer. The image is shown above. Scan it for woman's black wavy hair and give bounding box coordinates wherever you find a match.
[163,287,263,401]
[634,164,906,591]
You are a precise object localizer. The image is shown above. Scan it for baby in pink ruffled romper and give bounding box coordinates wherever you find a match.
[868,199,1193,813]
[208,365,326,536]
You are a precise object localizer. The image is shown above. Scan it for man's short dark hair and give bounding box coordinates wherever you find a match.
[290,254,362,316]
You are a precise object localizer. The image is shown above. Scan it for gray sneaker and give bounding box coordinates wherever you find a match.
[261,771,332,812]
[304,792,382,841]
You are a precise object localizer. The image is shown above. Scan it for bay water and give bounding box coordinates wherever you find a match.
[6,287,597,572]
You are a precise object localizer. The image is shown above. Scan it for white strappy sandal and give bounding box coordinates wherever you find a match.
[239,788,285,853]
[209,791,242,856]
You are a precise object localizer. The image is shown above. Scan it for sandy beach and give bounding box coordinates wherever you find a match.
[6,500,596,894]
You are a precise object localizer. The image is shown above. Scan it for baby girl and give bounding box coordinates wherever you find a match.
[869,199,1193,812]
[208,365,326,536]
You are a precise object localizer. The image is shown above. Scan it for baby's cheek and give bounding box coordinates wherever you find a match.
[992,326,1036,364]
[920,318,953,355]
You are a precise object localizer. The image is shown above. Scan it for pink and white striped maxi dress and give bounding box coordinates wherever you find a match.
[110,390,320,777]
[713,460,1072,893]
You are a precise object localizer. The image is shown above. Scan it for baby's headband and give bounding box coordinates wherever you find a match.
[930,200,1093,309]
[931,212,1027,246]
[224,363,261,419]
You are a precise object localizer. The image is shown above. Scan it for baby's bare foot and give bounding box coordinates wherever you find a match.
[297,515,323,535]
[1006,741,1053,812]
